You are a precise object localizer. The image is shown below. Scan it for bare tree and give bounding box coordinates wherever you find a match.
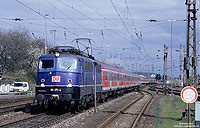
[0,29,44,74]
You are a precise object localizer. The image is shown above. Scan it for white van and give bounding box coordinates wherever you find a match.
[10,82,29,92]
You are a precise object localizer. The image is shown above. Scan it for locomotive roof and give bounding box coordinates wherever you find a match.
[39,52,139,77]
[39,53,83,59]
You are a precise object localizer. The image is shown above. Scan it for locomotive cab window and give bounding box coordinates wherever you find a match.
[39,59,54,69]
[58,58,77,70]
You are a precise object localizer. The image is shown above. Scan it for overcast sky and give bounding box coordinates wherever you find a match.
[0,0,199,76]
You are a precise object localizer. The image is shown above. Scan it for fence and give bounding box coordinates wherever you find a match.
[0,80,14,93]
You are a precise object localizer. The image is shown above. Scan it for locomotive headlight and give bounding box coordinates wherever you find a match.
[67,83,72,87]
[41,83,45,87]
[41,79,45,83]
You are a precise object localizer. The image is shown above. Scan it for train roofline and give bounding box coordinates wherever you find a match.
[39,51,139,77]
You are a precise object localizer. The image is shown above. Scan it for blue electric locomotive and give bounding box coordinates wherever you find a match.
[35,46,102,110]
[35,46,140,111]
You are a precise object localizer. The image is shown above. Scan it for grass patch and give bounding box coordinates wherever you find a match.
[155,95,194,128]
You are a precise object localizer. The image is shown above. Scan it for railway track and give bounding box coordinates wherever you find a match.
[0,96,34,105]
[0,103,28,115]
[29,112,76,128]
[0,113,46,128]
[149,85,200,97]
[0,106,78,128]
[98,91,154,128]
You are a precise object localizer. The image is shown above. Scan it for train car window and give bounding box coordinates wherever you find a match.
[39,59,54,69]
[90,62,93,72]
[88,62,91,72]
[104,71,109,81]
[97,65,100,72]
[84,61,88,72]
[86,61,89,71]
[86,61,90,72]
[112,73,115,81]
[118,73,121,81]
[88,62,90,72]
[84,61,86,71]
[58,58,77,70]
[123,75,126,81]
[96,64,101,73]
[89,62,91,72]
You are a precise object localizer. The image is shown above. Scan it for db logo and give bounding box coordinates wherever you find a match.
[52,76,61,82]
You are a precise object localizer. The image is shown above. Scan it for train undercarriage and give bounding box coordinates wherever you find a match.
[35,86,139,113]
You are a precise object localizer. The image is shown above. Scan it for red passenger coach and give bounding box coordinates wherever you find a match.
[101,65,140,91]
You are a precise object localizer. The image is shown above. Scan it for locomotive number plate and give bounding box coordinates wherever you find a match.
[52,76,61,82]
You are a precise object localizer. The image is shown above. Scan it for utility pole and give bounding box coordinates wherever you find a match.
[179,44,183,86]
[163,45,168,93]
[44,14,48,54]
[152,63,154,72]
[94,62,97,114]
[183,46,187,87]
[53,30,56,47]
[168,20,176,89]
[185,0,197,126]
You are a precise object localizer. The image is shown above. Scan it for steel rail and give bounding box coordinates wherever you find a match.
[0,96,33,105]
[29,113,75,128]
[0,113,45,128]
[131,91,154,128]
[0,103,28,115]
[98,92,144,128]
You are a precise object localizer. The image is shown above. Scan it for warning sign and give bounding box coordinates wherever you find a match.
[181,86,198,103]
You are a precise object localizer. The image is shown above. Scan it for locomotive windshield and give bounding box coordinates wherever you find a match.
[58,58,77,70]
[39,59,54,69]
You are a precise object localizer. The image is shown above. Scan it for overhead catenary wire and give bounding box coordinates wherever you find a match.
[124,0,147,57]
[124,0,138,35]
[56,0,139,47]
[79,0,119,28]
[16,0,80,37]
[78,0,146,52]
[110,0,141,50]
[0,17,180,31]
[48,1,108,48]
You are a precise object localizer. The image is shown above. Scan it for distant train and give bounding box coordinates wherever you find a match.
[35,46,141,111]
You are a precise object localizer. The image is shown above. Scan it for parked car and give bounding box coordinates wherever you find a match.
[10,82,29,92]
